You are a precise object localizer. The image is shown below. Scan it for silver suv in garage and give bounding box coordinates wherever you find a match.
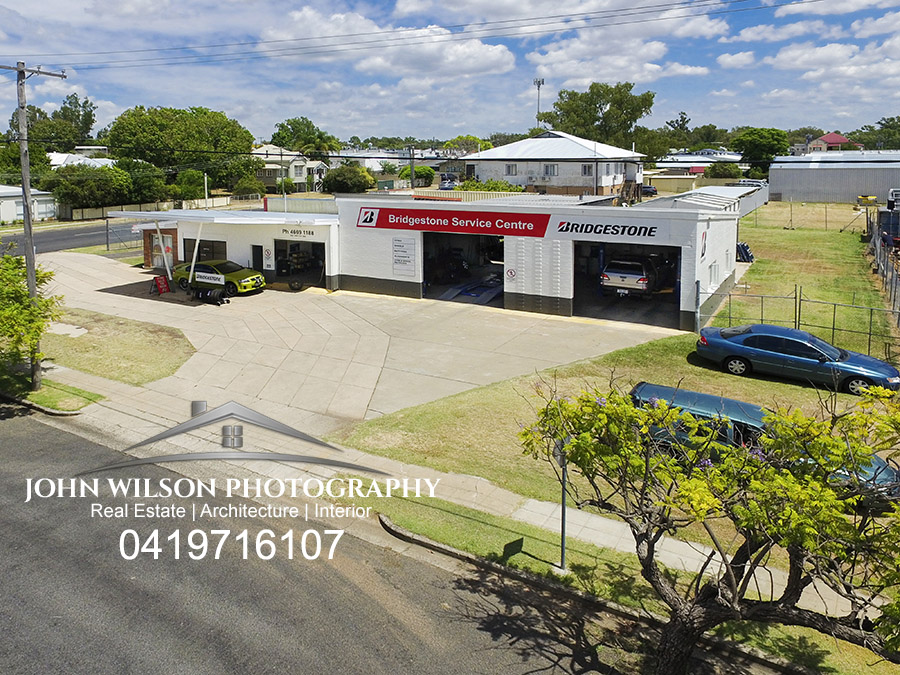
[601,258,658,297]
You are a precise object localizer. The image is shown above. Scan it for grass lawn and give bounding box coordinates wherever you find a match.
[0,368,102,411]
[42,307,194,385]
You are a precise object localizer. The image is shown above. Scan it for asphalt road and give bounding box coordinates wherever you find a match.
[0,405,598,675]
[2,221,140,255]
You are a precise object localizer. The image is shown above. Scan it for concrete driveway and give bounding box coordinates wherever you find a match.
[40,252,681,437]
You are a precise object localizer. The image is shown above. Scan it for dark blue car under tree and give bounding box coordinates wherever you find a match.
[696,324,900,395]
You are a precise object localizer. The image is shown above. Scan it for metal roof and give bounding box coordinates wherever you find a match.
[0,184,53,198]
[462,130,643,161]
[107,209,338,226]
[633,186,753,212]
[772,151,900,170]
[468,193,616,208]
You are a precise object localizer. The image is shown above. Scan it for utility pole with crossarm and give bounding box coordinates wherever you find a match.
[0,61,67,390]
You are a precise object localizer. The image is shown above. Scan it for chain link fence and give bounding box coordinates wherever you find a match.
[699,282,900,364]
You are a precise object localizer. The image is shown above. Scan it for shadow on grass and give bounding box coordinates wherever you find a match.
[714,622,837,673]
[448,568,770,675]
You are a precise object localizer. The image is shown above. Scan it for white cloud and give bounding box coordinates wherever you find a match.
[762,42,860,71]
[717,51,755,68]
[260,8,514,78]
[852,10,900,37]
[720,20,844,43]
[774,0,900,16]
[741,80,756,87]
[710,88,737,96]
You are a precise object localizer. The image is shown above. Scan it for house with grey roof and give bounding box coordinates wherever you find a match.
[458,130,644,197]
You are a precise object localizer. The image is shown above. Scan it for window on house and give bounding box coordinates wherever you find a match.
[582,164,593,177]
[543,164,558,176]
[709,261,719,286]
[505,164,517,176]
[294,166,303,177]
[605,163,611,175]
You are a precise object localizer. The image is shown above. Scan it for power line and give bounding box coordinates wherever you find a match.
[0,0,756,59]
[7,0,825,71]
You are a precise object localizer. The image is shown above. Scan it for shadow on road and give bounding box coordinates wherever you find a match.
[449,568,782,674]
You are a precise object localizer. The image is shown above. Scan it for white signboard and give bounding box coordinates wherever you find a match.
[280,226,327,242]
[194,272,225,285]
[263,247,275,271]
[392,237,416,277]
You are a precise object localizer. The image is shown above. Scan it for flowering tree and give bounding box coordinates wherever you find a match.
[521,386,900,675]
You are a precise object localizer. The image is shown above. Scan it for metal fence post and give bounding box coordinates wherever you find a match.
[832,303,837,345]
[795,285,801,330]
[869,308,874,356]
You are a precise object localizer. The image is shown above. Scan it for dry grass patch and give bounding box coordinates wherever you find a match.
[42,307,194,385]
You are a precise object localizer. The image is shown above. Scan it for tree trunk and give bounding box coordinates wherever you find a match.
[654,614,706,675]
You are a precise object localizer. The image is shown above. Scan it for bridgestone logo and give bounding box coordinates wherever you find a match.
[557,222,658,237]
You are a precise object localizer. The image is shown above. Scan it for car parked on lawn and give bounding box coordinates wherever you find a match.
[172,260,266,296]
[630,381,900,508]
[641,184,658,196]
[601,258,658,297]
[696,324,900,395]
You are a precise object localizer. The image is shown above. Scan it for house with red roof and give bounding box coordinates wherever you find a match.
[809,133,864,152]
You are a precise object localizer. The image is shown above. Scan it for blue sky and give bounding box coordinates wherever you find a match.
[0,0,896,146]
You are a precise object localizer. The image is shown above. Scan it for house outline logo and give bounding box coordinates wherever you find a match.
[358,208,378,227]
[78,401,387,476]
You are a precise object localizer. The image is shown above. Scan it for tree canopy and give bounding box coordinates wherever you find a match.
[40,164,132,208]
[521,386,900,674]
[442,135,492,155]
[270,117,341,162]
[397,164,435,187]
[105,106,258,188]
[0,239,61,376]
[703,162,742,179]
[321,164,374,193]
[850,117,900,150]
[731,127,789,171]
[537,82,655,149]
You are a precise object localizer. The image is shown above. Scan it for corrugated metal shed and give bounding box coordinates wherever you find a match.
[462,130,643,161]
[769,151,900,203]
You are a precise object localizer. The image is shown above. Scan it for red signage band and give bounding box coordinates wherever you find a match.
[357,207,550,237]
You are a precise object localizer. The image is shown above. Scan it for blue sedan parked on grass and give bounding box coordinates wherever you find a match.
[696,324,900,395]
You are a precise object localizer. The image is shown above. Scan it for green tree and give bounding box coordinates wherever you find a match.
[850,117,900,149]
[487,131,530,147]
[379,161,399,175]
[7,105,48,140]
[703,162,742,179]
[687,123,732,149]
[538,82,655,148]
[455,178,523,192]
[0,238,62,390]
[275,177,294,194]
[0,141,51,186]
[40,164,132,208]
[174,169,205,200]
[322,164,375,193]
[114,157,167,203]
[632,126,670,164]
[665,111,691,147]
[397,165,435,187]
[270,117,341,162]
[522,387,900,675]
[52,94,97,139]
[106,106,256,188]
[730,127,789,172]
[232,174,265,196]
[442,135,492,155]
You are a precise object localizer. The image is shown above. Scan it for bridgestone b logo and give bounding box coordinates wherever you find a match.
[557,221,658,237]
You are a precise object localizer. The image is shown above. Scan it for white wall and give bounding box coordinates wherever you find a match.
[470,160,627,192]
[335,209,424,284]
[504,237,574,300]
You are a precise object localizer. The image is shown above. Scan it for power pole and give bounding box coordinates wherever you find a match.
[533,78,544,127]
[0,61,67,390]
[407,145,415,191]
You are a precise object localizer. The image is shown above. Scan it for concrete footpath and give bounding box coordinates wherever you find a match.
[36,252,848,615]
